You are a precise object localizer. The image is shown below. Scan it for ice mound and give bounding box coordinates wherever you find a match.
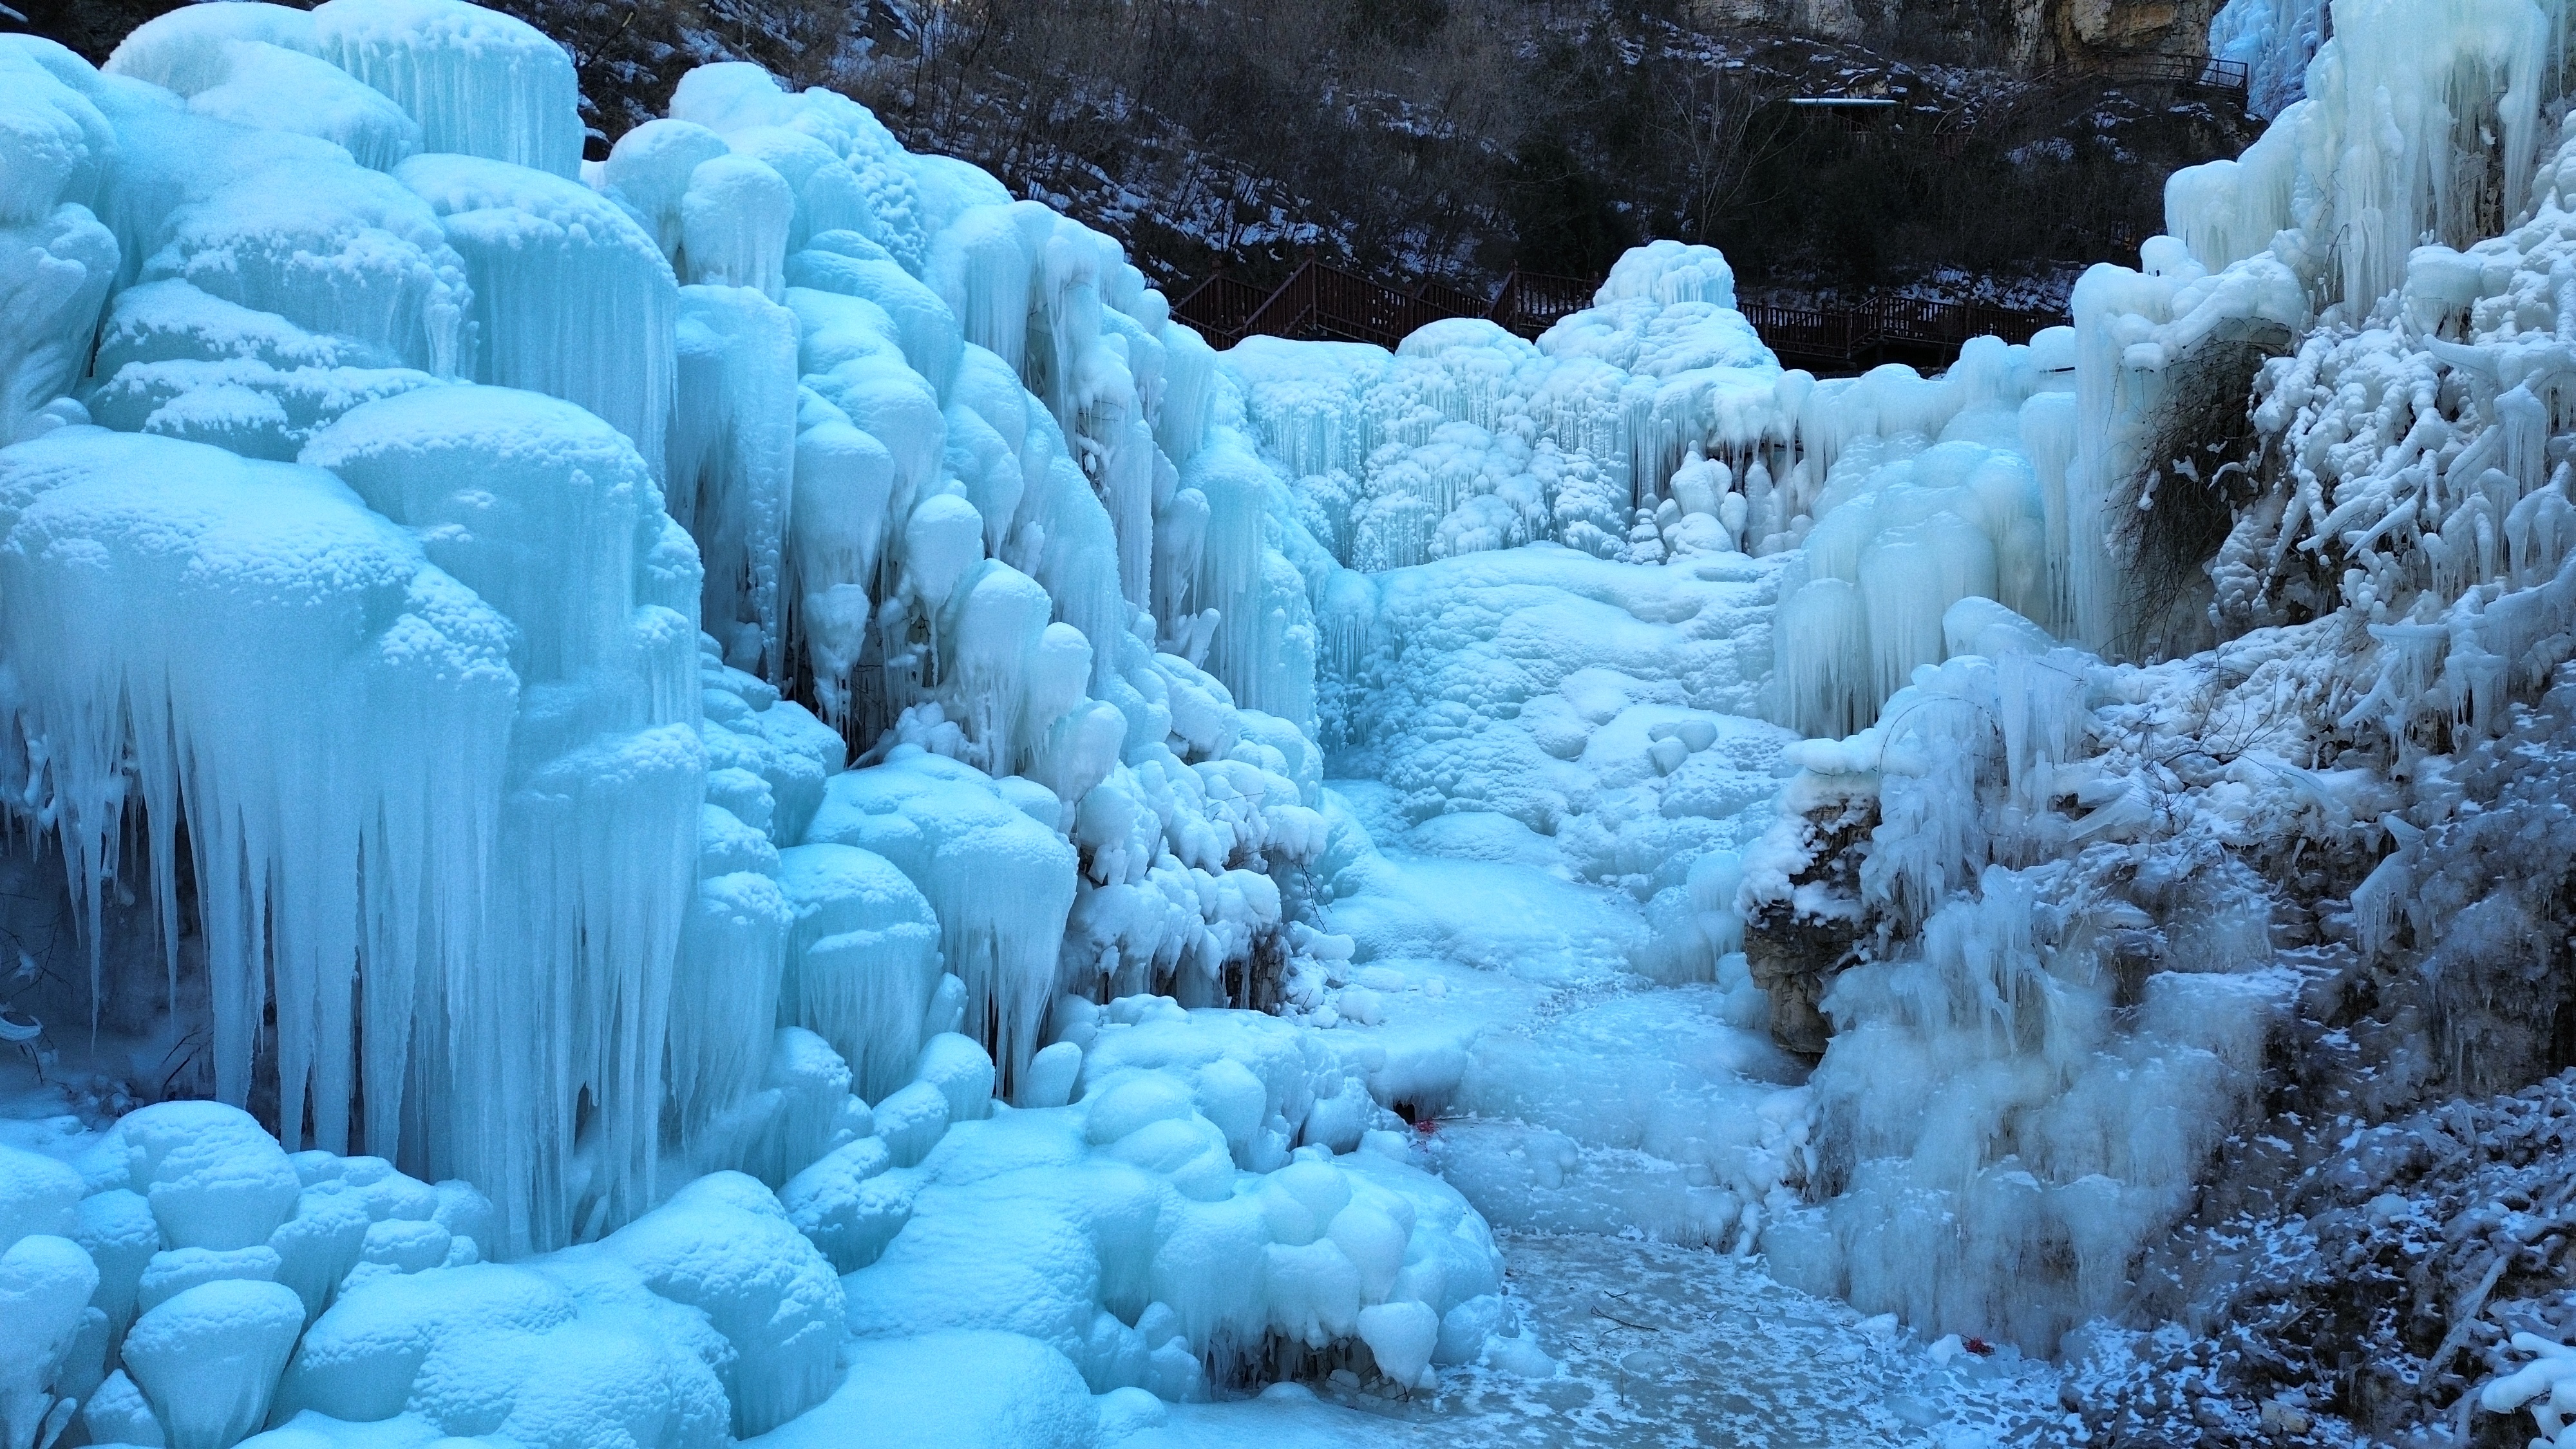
[833,994,1520,1398]
[748,1331,1100,1449]
[272,1168,837,1443]
[1224,243,1783,577]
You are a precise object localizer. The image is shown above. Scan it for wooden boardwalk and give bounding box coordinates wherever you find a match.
[1170,260,1595,350]
[1171,261,2058,374]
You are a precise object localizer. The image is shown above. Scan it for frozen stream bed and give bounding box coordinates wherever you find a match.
[1133,803,2069,1448]
[1145,1230,2070,1448]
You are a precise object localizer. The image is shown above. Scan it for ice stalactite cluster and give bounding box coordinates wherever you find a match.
[1226,243,2137,750]
[0,0,1443,1353]
[2116,0,2576,1056]
[0,429,520,1168]
[2207,0,2333,118]
[1222,243,1780,580]
[2211,124,2576,759]
[0,0,1548,1437]
[1739,634,2300,1350]
[1712,0,2576,1368]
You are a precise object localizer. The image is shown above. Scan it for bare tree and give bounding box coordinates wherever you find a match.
[1649,61,1795,245]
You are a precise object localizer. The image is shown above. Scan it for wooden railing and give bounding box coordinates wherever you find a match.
[2029,54,2251,102]
[1171,261,1604,350]
[1489,270,1597,338]
[1735,295,2058,372]
[1172,261,2061,374]
[1171,274,1267,345]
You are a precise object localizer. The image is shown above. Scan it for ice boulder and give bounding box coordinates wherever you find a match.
[187,42,425,171]
[0,1144,83,1251]
[1356,1299,1439,1387]
[679,153,794,298]
[915,1032,999,1124]
[73,1188,161,1336]
[744,1331,1096,1449]
[80,1368,162,1447]
[0,1231,100,1449]
[122,1278,306,1449]
[276,1262,575,1424]
[579,1172,845,1437]
[773,843,944,1103]
[121,1103,301,1252]
[0,42,118,440]
[778,1137,904,1273]
[872,1080,951,1168]
[601,118,732,261]
[105,3,321,98]
[1,201,117,445]
[137,1244,283,1316]
[264,1184,371,1323]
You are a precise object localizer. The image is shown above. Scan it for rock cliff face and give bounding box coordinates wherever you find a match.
[2045,0,2221,64]
[1689,0,1877,44]
[1689,0,2219,71]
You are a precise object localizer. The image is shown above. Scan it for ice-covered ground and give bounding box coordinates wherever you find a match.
[1132,811,2073,1448]
[1150,1232,2066,1448]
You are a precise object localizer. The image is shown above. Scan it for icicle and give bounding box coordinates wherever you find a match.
[774,843,942,1103]
[804,750,1077,1095]
[0,428,516,1159]
[1773,575,1873,741]
[310,0,582,179]
[397,155,679,480]
[670,285,800,678]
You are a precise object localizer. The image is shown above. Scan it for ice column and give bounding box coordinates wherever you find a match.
[307,386,705,1253]
[0,428,518,1160]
